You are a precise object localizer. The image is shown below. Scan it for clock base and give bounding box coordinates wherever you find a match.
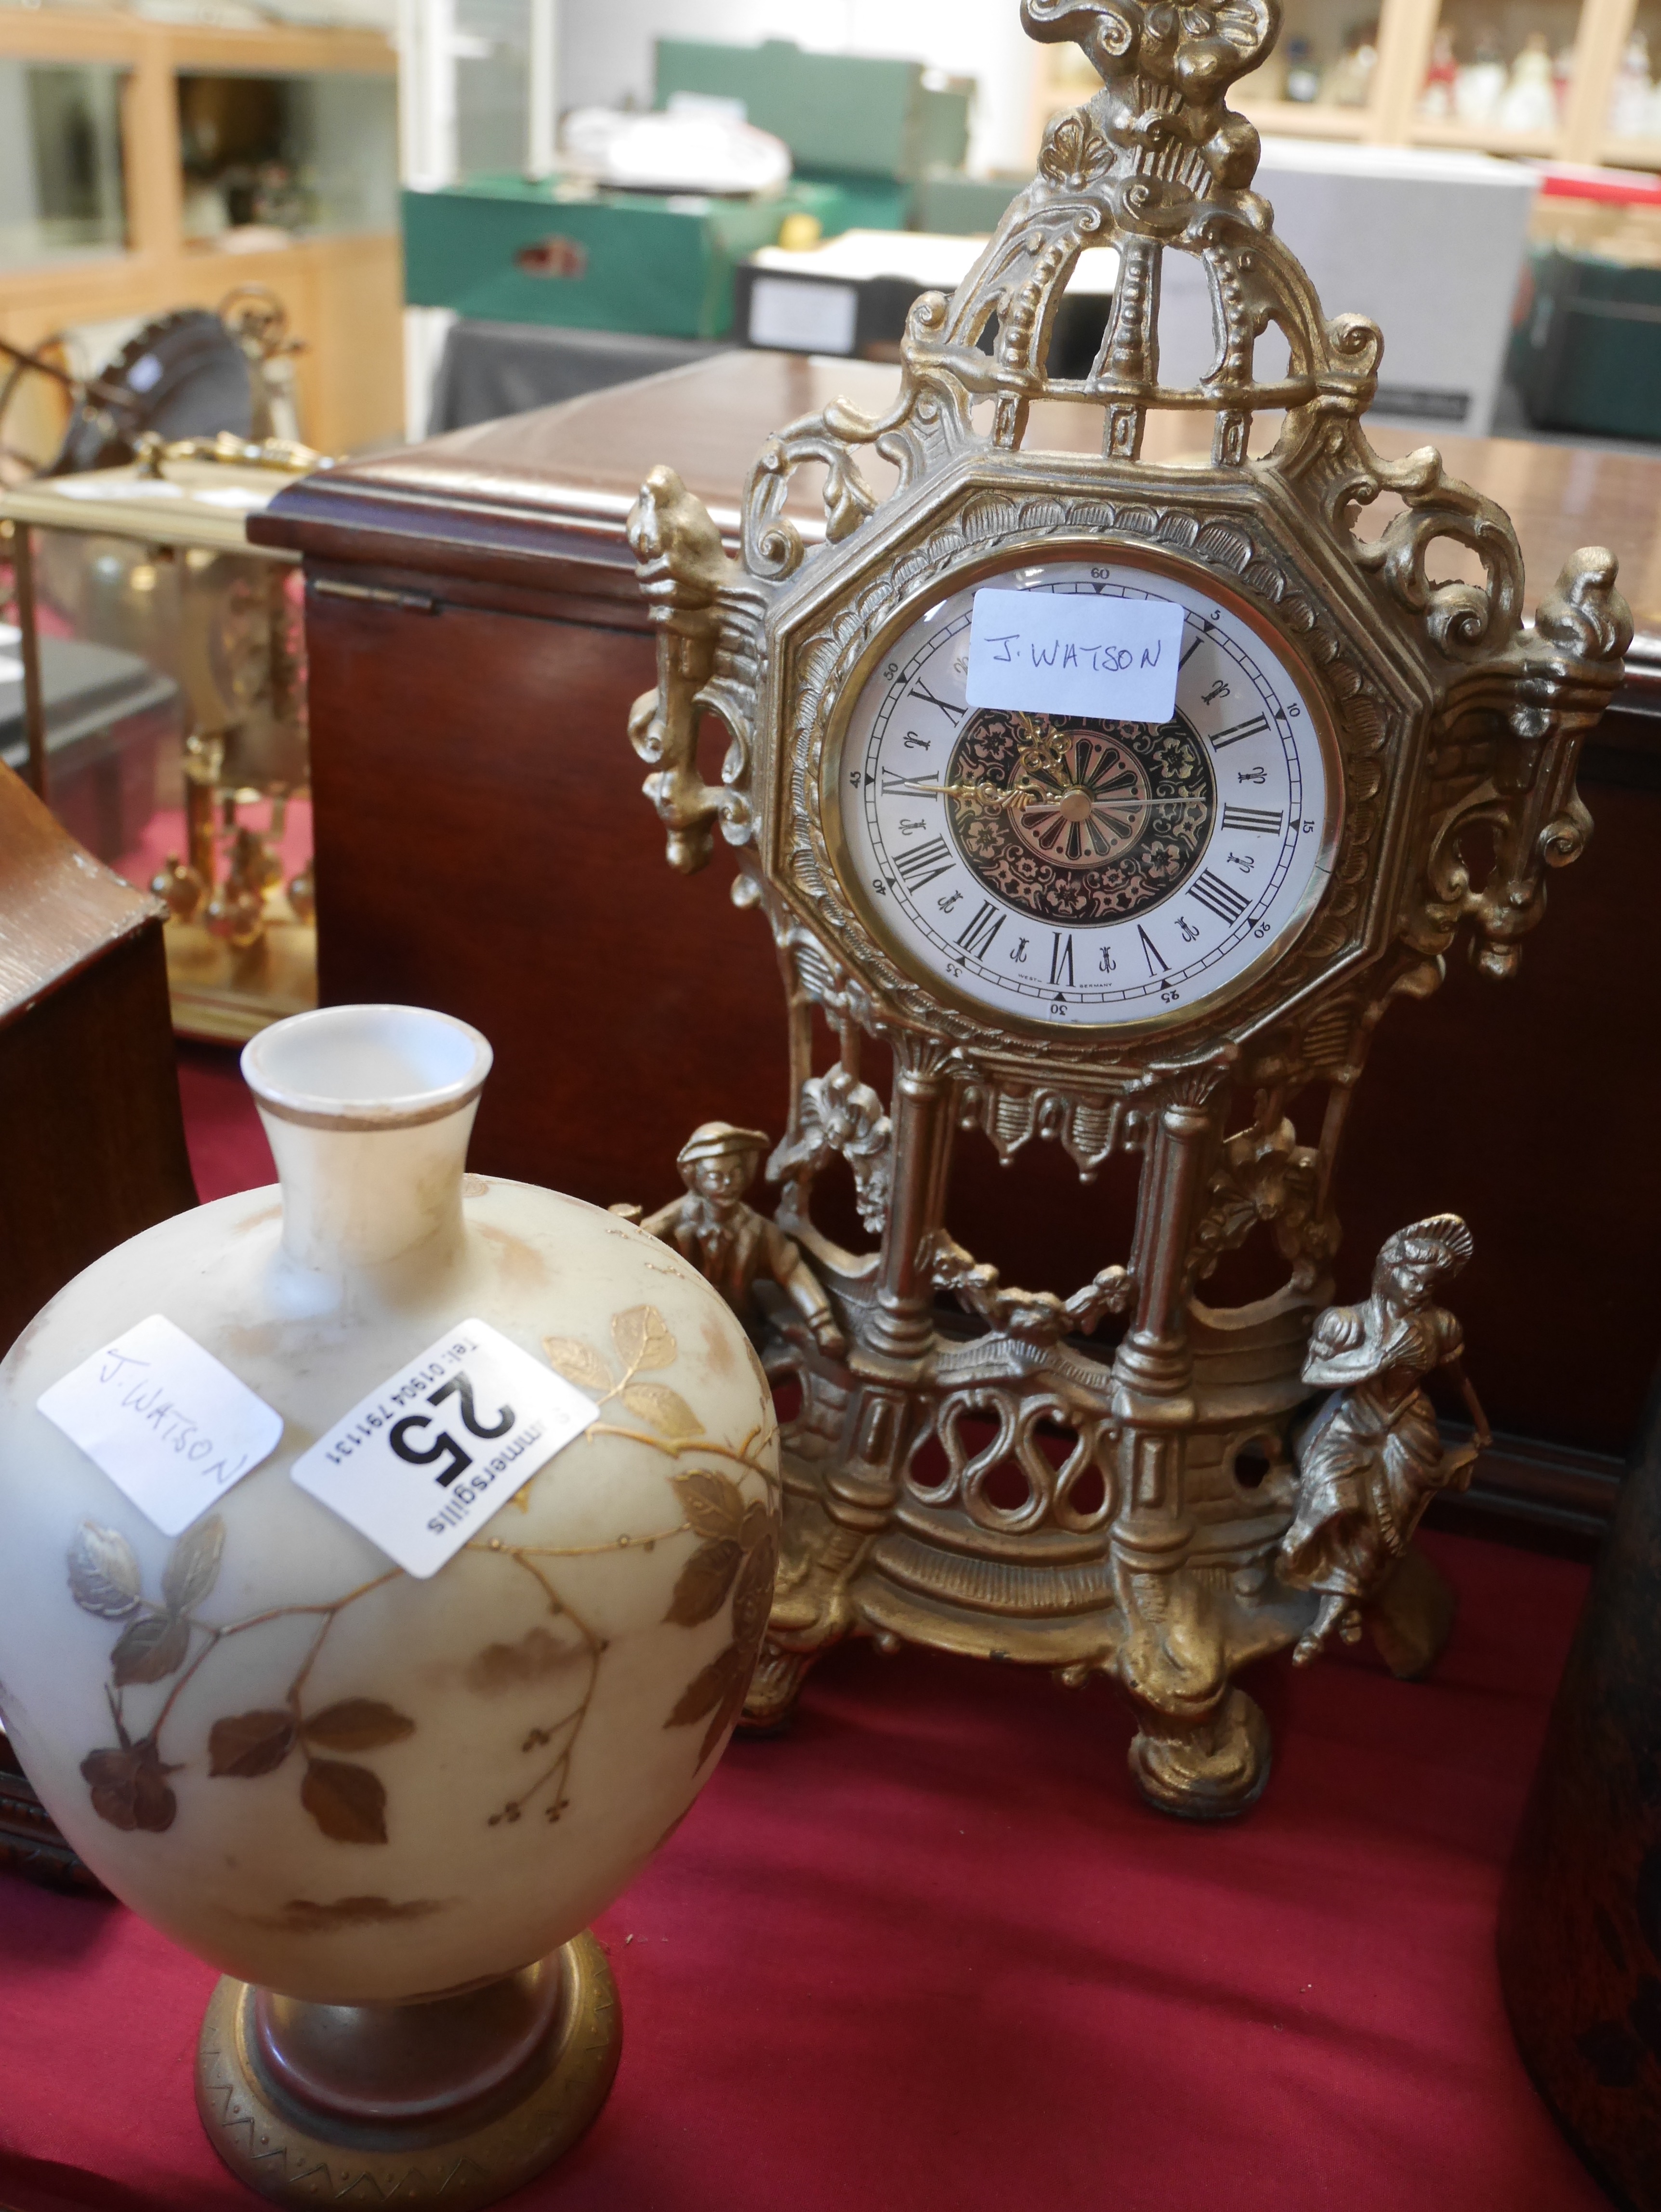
[740,1358,1464,1822]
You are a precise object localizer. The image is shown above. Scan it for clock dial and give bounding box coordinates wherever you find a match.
[833,558,1339,1031]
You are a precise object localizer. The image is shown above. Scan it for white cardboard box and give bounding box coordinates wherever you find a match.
[1158,139,1539,437]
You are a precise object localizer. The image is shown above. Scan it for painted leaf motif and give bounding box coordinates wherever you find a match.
[303,1700,416,1753]
[465,1626,584,1693]
[731,1534,779,1651]
[665,1641,750,1729]
[620,1383,700,1440]
[111,1610,192,1687]
[81,1741,176,1832]
[700,1666,754,1770]
[542,1338,613,1396]
[672,1469,745,1544]
[664,1537,743,1627]
[301,1758,389,1845]
[613,1306,676,1373]
[740,1500,771,1554]
[68,1522,142,1620]
[162,1514,225,1614]
[209,1709,297,1778]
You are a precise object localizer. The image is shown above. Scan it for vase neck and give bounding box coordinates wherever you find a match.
[240,1005,493,1296]
[257,1106,478,1281]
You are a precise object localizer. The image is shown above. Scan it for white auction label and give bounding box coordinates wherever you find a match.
[37,1314,285,1536]
[290,1319,598,1579]
[966,588,1186,724]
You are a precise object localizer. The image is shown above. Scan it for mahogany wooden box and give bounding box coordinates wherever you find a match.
[254,353,1661,1542]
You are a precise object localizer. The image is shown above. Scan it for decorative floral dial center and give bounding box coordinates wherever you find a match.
[945,708,1215,927]
[1007,729,1154,870]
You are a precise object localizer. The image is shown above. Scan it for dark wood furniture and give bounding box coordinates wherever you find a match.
[0,756,197,1355]
[1499,1383,1661,2209]
[254,354,1661,1546]
[0,756,197,1891]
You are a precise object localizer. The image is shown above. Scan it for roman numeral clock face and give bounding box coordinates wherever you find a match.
[832,560,1341,1032]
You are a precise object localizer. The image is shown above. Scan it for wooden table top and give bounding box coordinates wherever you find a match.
[258,350,1661,655]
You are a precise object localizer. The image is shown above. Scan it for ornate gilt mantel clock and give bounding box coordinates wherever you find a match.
[624,0,1630,1819]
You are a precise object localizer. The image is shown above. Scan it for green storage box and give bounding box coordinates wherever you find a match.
[1509,245,1661,442]
[910,172,1025,237]
[403,178,869,337]
[653,37,971,184]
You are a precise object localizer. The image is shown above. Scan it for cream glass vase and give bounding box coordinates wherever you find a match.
[0,1005,779,2208]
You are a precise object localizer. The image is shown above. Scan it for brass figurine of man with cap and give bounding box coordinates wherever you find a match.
[644,1123,846,1356]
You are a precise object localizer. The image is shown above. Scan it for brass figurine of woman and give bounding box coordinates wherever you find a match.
[1279,1214,1492,1665]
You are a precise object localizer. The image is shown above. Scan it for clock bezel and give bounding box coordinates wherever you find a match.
[815,538,1348,1047]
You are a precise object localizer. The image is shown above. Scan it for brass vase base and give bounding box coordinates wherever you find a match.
[195,1930,620,2209]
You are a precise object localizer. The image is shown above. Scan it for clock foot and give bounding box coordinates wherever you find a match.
[740,1637,817,1733]
[1128,1687,1272,1822]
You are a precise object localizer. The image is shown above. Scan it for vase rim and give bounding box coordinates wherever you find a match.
[241,1004,493,1132]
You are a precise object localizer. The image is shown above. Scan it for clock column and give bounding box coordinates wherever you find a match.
[864,1037,955,1363]
[1111,1068,1271,1817]
[752,1035,957,1719]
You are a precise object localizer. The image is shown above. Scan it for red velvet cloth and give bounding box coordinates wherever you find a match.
[0,1052,1610,2212]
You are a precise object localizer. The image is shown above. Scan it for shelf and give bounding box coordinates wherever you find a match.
[1235,98,1372,140]
[1603,136,1661,170]
[1410,118,1564,156]
[0,10,393,74]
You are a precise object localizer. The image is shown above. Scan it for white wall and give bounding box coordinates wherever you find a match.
[557,0,1039,174]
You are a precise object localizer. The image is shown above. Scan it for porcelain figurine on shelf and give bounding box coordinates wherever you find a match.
[1609,30,1655,139]
[1421,27,1458,118]
[1327,21,1379,109]
[1283,35,1321,103]
[0,1004,780,2210]
[1455,28,1508,127]
[1499,33,1560,134]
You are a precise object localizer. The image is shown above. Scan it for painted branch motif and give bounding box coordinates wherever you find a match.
[542,1304,779,1773]
[69,1305,778,1843]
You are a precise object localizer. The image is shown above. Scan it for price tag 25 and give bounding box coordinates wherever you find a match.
[290,1319,598,1579]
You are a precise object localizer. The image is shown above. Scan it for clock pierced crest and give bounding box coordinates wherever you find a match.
[623,0,1630,1817]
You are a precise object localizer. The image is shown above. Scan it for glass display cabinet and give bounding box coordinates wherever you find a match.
[1,438,317,1040]
[1605,1,1661,163]
[1235,5,1386,134]
[177,67,397,245]
[0,58,127,270]
[1415,0,1587,152]
[0,7,404,462]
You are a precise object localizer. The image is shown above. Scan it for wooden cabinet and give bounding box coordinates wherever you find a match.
[255,350,1661,1540]
[0,9,402,460]
[1033,0,1661,173]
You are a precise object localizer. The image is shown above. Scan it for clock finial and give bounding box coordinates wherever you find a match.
[1022,0,1280,197]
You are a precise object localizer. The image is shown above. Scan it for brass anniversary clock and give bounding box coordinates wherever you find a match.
[625,0,1630,1818]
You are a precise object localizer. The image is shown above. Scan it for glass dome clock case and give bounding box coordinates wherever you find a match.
[625,0,1631,1820]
